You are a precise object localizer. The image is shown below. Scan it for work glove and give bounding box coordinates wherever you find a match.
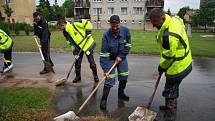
[158,65,166,76]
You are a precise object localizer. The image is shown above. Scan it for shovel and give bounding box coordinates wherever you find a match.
[34,36,54,72]
[54,34,92,86]
[128,74,162,121]
[54,61,118,121]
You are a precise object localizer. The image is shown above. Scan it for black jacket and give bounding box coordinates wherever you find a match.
[33,17,51,42]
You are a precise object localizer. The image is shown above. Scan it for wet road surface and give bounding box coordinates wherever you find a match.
[0,53,215,121]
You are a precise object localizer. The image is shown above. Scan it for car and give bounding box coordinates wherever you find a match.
[48,21,57,25]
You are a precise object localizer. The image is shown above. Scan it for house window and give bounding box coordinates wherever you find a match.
[5,0,12,3]
[133,7,143,15]
[107,7,114,15]
[93,8,102,15]
[121,7,127,15]
[107,0,114,2]
[92,0,102,2]
[133,0,143,2]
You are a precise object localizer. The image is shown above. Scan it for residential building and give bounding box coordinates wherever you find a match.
[74,0,90,19]
[0,0,36,24]
[74,0,164,30]
[145,0,164,30]
[90,0,147,30]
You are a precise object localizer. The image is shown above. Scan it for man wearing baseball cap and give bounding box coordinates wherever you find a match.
[99,15,132,110]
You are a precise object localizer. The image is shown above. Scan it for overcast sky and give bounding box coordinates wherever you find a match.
[36,0,200,13]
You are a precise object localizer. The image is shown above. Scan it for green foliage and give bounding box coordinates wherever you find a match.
[177,6,190,20]
[24,25,32,36]
[37,0,53,21]
[199,0,215,27]
[52,4,65,20]
[167,8,171,16]
[3,3,13,18]
[0,22,10,35]
[192,10,200,27]
[62,0,74,17]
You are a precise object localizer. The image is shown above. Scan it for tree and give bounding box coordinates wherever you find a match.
[177,6,190,20]
[167,8,171,16]
[199,0,215,31]
[191,10,200,28]
[3,3,13,23]
[52,4,64,20]
[62,0,74,18]
[36,0,52,21]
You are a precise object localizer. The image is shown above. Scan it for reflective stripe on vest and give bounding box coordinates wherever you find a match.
[0,32,9,45]
[71,20,88,45]
[162,32,190,61]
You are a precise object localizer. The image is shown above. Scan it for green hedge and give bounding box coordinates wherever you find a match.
[0,22,33,35]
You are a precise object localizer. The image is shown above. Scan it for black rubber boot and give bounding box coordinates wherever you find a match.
[73,70,81,83]
[159,98,169,110]
[100,86,111,110]
[164,99,177,121]
[118,81,129,101]
[93,74,99,82]
[40,68,49,74]
[92,68,99,82]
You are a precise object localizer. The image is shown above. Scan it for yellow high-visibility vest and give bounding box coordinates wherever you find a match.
[156,14,192,78]
[0,29,13,52]
[65,19,96,55]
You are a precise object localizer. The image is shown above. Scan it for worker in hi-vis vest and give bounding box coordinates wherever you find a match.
[0,29,14,73]
[57,19,99,83]
[149,8,192,121]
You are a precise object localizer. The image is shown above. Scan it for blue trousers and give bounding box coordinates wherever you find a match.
[105,58,128,87]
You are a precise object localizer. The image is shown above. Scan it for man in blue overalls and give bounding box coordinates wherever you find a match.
[100,15,132,110]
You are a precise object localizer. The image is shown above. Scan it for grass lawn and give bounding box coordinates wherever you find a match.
[12,30,215,57]
[0,88,53,120]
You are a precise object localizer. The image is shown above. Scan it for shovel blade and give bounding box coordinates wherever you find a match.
[128,107,157,121]
[54,111,79,121]
[55,78,67,86]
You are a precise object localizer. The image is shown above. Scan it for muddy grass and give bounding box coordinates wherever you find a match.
[0,78,55,121]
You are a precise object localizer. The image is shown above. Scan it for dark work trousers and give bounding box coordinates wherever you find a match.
[73,49,97,77]
[3,48,12,62]
[40,38,53,67]
[2,48,12,67]
[162,78,183,100]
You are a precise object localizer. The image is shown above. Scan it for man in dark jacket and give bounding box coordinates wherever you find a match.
[33,12,54,74]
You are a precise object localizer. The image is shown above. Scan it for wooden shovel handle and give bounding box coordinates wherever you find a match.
[147,74,162,109]
[77,61,118,115]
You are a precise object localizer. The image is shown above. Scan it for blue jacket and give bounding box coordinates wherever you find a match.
[100,26,131,72]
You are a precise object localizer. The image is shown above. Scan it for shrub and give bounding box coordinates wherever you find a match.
[24,25,32,36]
[0,22,10,35]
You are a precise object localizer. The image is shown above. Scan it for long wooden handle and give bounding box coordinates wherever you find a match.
[77,61,118,115]
[34,37,45,61]
[65,34,92,80]
[147,74,162,109]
